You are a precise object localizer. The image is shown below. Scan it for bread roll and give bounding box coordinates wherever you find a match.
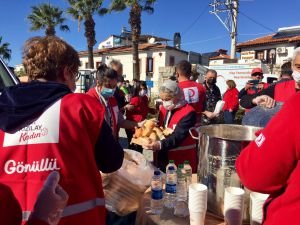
[149,132,158,142]
[133,127,143,138]
[144,120,156,129]
[153,127,165,140]
[142,127,152,137]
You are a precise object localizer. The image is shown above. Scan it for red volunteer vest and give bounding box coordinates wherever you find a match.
[159,105,198,172]
[86,88,119,138]
[178,80,206,115]
[274,79,296,102]
[0,94,107,225]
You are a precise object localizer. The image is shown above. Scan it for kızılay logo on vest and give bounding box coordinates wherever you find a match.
[4,158,60,175]
[19,123,48,143]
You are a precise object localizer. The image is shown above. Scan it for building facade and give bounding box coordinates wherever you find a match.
[237,26,300,74]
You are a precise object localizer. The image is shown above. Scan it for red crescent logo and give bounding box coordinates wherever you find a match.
[188,88,195,97]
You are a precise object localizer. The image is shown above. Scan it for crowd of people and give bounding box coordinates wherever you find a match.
[1,34,300,225]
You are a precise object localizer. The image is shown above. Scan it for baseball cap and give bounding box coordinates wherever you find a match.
[251,68,263,76]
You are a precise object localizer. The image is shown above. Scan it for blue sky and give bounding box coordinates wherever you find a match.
[1,0,300,66]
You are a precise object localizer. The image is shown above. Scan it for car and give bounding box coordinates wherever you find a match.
[0,57,19,93]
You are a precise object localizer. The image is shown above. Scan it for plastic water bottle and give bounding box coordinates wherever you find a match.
[166,159,177,171]
[183,160,192,189]
[151,170,163,214]
[176,164,187,202]
[164,165,177,208]
[174,164,188,217]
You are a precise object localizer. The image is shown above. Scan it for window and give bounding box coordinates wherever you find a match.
[267,49,276,64]
[146,57,154,73]
[255,51,264,61]
[169,56,175,66]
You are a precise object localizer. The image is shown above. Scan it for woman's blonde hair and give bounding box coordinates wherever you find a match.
[23,36,80,81]
[226,79,236,89]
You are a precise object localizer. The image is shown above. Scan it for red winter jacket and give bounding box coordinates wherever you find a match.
[222,88,239,111]
[126,96,149,122]
[236,92,300,225]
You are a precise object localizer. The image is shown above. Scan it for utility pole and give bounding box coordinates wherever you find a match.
[209,0,239,59]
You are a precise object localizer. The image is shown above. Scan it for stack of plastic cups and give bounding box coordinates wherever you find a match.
[250,192,269,225]
[188,183,208,225]
[224,187,245,225]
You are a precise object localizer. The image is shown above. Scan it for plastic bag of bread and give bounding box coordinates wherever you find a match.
[101,149,155,216]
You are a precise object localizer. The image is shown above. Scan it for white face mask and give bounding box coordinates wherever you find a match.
[292,70,300,82]
[162,100,175,111]
[139,90,147,96]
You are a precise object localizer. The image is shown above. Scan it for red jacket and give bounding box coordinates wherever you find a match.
[0,94,107,225]
[236,92,300,225]
[86,88,119,138]
[178,80,206,115]
[126,96,149,122]
[222,88,239,111]
[274,79,296,102]
[159,105,198,172]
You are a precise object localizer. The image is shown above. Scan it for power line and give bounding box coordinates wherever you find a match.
[239,10,275,33]
[182,5,210,36]
[181,35,228,46]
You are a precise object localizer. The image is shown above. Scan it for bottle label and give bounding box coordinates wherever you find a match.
[166,183,176,194]
[152,189,163,200]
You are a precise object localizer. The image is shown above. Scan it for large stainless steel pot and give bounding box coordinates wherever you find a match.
[189,124,262,221]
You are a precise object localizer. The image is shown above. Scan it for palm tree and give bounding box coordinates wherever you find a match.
[106,0,156,80]
[67,0,105,69]
[0,36,11,62]
[27,3,69,36]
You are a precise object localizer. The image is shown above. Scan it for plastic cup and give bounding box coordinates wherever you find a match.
[224,187,245,225]
[188,183,208,212]
[250,192,269,225]
[189,211,206,225]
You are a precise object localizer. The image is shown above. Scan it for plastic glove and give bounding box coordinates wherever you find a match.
[143,141,161,151]
[252,95,276,108]
[30,171,69,225]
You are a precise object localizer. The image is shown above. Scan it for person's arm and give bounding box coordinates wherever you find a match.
[94,121,124,173]
[160,111,196,151]
[240,85,276,109]
[236,97,299,194]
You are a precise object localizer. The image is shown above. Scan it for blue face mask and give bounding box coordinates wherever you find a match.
[101,87,115,98]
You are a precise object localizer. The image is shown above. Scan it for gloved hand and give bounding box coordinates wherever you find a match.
[30,171,69,225]
[143,141,161,151]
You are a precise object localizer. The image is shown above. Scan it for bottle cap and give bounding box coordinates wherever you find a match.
[169,160,175,163]
[178,164,184,169]
[154,170,161,176]
[184,160,190,164]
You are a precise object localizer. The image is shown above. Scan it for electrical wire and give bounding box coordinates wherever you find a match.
[181,35,228,46]
[182,5,210,36]
[239,10,275,33]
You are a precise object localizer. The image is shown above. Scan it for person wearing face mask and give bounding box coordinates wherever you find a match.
[240,47,300,111]
[0,36,124,225]
[86,64,145,140]
[143,80,198,172]
[201,69,222,125]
